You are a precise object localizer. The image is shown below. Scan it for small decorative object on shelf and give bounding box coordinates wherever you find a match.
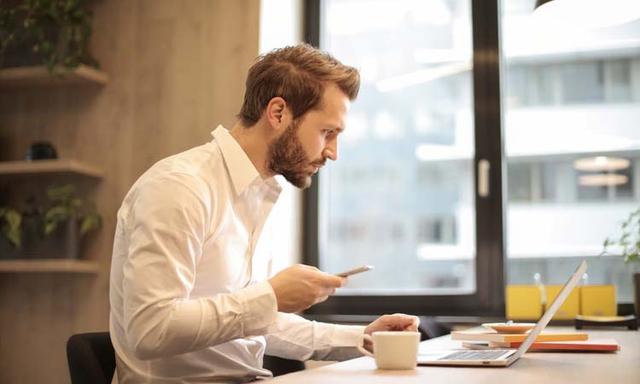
[0,184,101,259]
[26,141,58,160]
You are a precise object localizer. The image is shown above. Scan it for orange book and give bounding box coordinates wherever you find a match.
[451,330,589,343]
[480,339,620,352]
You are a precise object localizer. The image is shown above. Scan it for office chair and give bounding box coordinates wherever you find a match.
[65,331,303,381]
[67,332,116,384]
[264,355,306,377]
[418,316,451,340]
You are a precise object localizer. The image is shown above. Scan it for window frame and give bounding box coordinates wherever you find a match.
[302,0,507,316]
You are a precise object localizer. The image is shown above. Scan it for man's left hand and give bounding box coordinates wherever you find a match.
[362,314,420,352]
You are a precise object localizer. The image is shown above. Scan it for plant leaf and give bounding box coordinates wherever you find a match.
[80,213,101,235]
[0,208,22,247]
[45,205,70,222]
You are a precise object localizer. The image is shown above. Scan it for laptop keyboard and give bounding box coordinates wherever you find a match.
[438,350,509,361]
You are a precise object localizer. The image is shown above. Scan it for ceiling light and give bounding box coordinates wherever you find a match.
[573,156,630,172]
[578,173,628,187]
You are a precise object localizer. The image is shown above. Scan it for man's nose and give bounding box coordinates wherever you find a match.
[322,138,338,161]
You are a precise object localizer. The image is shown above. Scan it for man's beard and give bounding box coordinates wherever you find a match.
[267,120,323,189]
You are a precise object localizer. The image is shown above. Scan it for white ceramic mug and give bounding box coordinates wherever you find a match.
[357,331,420,370]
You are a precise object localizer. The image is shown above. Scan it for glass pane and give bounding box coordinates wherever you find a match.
[501,0,640,302]
[319,0,475,295]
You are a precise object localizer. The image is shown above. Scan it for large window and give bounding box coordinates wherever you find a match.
[317,0,476,295]
[502,0,640,302]
[305,0,639,314]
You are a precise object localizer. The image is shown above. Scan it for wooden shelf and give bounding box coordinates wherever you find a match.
[0,159,103,179]
[0,259,99,274]
[0,65,108,88]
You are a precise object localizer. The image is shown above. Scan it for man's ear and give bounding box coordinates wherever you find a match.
[265,97,291,131]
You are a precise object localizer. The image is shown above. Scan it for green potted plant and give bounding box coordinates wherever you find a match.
[602,207,640,316]
[44,183,101,236]
[0,0,99,72]
[0,184,101,259]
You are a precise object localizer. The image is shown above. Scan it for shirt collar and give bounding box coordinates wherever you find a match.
[211,125,281,196]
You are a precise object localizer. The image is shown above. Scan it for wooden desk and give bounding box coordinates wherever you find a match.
[268,329,640,383]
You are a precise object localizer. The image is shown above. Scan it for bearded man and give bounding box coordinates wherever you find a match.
[109,44,418,384]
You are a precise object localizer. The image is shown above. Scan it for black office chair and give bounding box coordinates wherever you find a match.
[67,332,116,384]
[264,355,305,377]
[418,316,451,340]
[65,331,303,380]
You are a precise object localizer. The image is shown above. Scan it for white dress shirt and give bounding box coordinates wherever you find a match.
[109,125,365,383]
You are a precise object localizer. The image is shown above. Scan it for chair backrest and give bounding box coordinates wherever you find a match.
[263,355,305,377]
[67,332,116,384]
[418,316,451,340]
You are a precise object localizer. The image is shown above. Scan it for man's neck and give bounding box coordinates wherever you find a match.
[229,121,273,178]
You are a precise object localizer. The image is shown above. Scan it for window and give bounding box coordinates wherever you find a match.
[319,0,475,295]
[502,2,640,302]
[304,0,503,315]
[314,0,478,299]
[305,0,639,315]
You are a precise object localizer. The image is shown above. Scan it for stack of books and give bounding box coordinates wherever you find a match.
[452,330,620,352]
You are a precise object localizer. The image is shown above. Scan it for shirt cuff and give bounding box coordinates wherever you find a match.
[236,281,278,335]
[328,324,367,347]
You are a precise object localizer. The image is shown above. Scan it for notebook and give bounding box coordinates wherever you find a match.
[451,330,588,343]
[417,260,588,367]
[462,339,619,352]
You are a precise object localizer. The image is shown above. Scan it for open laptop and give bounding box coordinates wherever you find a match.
[417,260,588,367]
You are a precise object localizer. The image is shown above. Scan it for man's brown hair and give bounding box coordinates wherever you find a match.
[238,44,360,126]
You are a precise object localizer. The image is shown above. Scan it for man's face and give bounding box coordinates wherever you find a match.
[267,83,350,188]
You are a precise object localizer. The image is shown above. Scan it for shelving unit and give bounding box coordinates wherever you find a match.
[0,259,99,274]
[0,64,107,272]
[0,64,108,88]
[0,159,103,179]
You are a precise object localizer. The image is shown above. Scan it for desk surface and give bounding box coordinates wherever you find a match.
[268,329,639,384]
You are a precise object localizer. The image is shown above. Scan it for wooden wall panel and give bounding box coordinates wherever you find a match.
[0,1,260,382]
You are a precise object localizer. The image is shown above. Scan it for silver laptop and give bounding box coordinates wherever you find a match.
[417,260,587,367]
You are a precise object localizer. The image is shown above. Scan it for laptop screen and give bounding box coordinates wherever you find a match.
[513,260,588,358]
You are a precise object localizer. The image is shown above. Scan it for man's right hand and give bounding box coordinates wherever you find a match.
[268,264,346,313]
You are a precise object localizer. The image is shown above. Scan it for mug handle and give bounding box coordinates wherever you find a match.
[357,334,374,357]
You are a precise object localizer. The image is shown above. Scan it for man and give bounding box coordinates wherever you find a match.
[109,44,418,383]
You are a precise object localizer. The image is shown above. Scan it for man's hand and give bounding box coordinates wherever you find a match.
[362,314,420,352]
[268,264,345,313]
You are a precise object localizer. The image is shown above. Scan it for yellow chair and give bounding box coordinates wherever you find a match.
[580,285,616,316]
[506,285,543,320]
[546,285,580,320]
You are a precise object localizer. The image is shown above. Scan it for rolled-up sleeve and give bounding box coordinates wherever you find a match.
[264,313,366,361]
[122,174,278,360]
